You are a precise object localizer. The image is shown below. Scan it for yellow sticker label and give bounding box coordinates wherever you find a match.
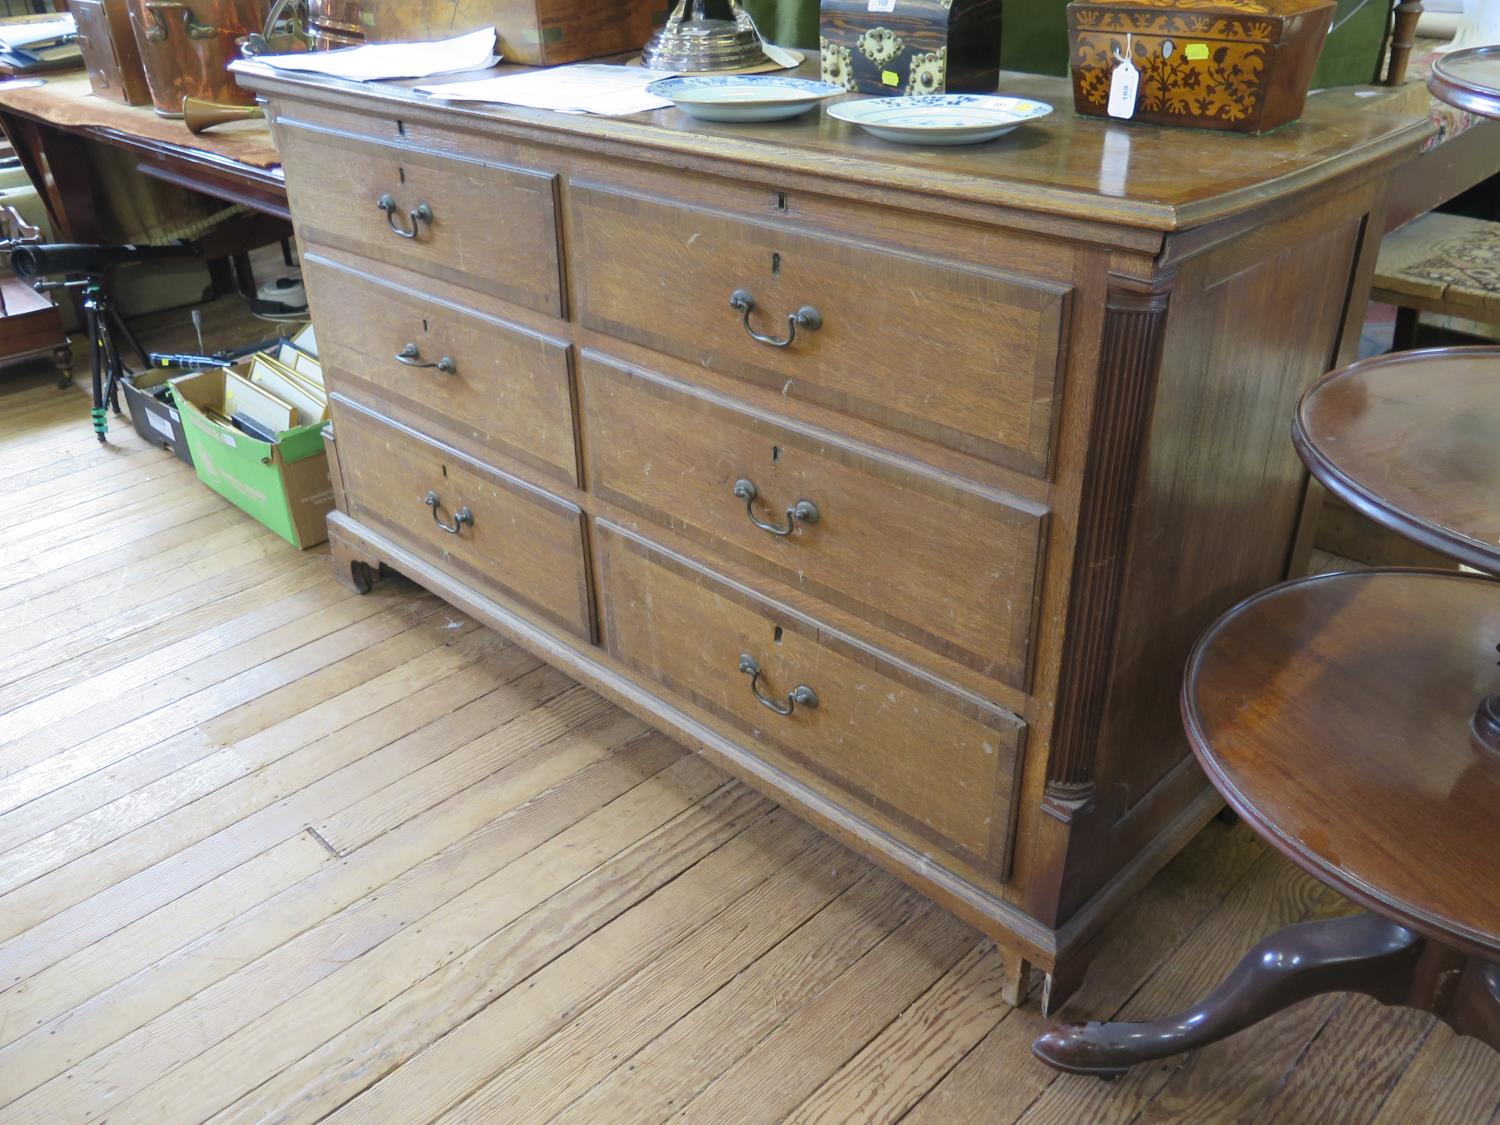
[1184,43,1210,60]
[881,69,900,86]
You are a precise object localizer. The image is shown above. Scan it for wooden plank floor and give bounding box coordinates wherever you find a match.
[2,355,1499,1123]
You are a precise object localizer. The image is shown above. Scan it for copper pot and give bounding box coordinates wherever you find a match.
[307,0,362,49]
[127,0,267,117]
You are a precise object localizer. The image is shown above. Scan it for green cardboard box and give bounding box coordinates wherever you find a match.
[171,367,334,549]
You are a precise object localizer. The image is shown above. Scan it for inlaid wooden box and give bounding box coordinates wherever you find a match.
[1067,0,1335,133]
[362,0,674,66]
[72,0,152,106]
[818,0,1003,96]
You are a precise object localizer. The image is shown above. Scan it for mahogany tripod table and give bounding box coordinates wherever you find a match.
[1033,346,1500,1077]
[1429,45,1500,122]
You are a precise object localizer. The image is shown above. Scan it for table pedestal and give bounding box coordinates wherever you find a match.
[1033,912,1500,1078]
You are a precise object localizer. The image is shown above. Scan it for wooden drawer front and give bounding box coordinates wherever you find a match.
[582,353,1045,691]
[333,400,593,640]
[571,184,1070,475]
[596,520,1024,872]
[278,122,563,317]
[306,255,579,486]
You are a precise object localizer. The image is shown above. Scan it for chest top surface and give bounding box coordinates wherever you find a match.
[236,59,1429,233]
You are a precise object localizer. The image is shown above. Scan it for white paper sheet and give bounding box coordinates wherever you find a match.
[417,64,678,116]
[256,27,497,82]
[0,15,75,50]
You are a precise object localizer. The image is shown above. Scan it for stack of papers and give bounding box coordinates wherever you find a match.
[418,65,677,117]
[0,15,75,50]
[255,27,497,83]
[0,13,78,72]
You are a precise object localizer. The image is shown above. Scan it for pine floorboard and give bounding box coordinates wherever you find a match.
[1,337,1496,1124]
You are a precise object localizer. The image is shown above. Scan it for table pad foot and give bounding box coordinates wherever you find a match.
[1032,913,1443,1077]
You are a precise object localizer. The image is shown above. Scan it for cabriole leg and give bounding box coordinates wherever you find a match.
[1032,913,1424,1078]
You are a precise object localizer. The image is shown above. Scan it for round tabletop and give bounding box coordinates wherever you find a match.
[1429,45,1500,121]
[1184,569,1500,958]
[1293,346,1500,574]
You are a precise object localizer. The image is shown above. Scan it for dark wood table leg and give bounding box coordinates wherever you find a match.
[1032,913,1431,1078]
[0,112,107,245]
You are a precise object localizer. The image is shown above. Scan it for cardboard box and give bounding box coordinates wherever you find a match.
[171,367,334,549]
[121,367,193,465]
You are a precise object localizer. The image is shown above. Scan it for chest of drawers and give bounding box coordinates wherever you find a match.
[243,60,1428,1010]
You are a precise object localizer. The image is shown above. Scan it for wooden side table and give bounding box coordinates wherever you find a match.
[1430,46,1500,122]
[1034,346,1500,1075]
[1032,40,1500,1081]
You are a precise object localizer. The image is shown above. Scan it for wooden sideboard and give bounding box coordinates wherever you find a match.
[238,61,1430,1012]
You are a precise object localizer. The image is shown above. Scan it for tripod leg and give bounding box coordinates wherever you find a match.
[85,299,106,443]
[108,304,151,369]
[103,323,124,415]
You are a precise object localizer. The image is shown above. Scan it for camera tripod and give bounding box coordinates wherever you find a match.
[9,239,198,443]
[35,274,151,443]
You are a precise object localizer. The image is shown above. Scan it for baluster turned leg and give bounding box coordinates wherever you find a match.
[1032,913,1425,1078]
[1386,0,1424,86]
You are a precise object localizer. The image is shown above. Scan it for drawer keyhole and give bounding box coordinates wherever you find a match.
[771,252,781,279]
[773,625,784,644]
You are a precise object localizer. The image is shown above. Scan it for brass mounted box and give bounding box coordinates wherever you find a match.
[818,0,1004,96]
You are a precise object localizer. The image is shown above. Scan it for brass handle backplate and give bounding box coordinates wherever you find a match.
[738,652,818,716]
[424,490,472,535]
[396,343,456,374]
[377,194,433,240]
[142,2,217,40]
[732,478,818,537]
[729,289,821,349]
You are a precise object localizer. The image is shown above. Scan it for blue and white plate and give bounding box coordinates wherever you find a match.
[827,94,1053,146]
[646,75,844,122]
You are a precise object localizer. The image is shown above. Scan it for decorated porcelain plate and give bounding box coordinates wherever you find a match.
[827,94,1053,145]
[646,75,844,122]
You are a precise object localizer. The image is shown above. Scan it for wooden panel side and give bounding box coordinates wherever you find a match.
[1055,198,1371,919]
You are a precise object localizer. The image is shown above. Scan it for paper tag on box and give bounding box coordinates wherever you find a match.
[1108,57,1139,119]
[146,410,174,441]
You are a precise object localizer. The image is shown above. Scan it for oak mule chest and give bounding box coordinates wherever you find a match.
[239,59,1427,1010]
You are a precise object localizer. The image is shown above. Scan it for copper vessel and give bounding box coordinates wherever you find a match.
[307,0,363,49]
[127,0,267,117]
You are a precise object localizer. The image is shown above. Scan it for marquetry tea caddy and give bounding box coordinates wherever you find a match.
[1066,0,1336,133]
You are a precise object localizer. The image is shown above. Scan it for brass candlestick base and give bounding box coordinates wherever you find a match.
[642,0,766,71]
